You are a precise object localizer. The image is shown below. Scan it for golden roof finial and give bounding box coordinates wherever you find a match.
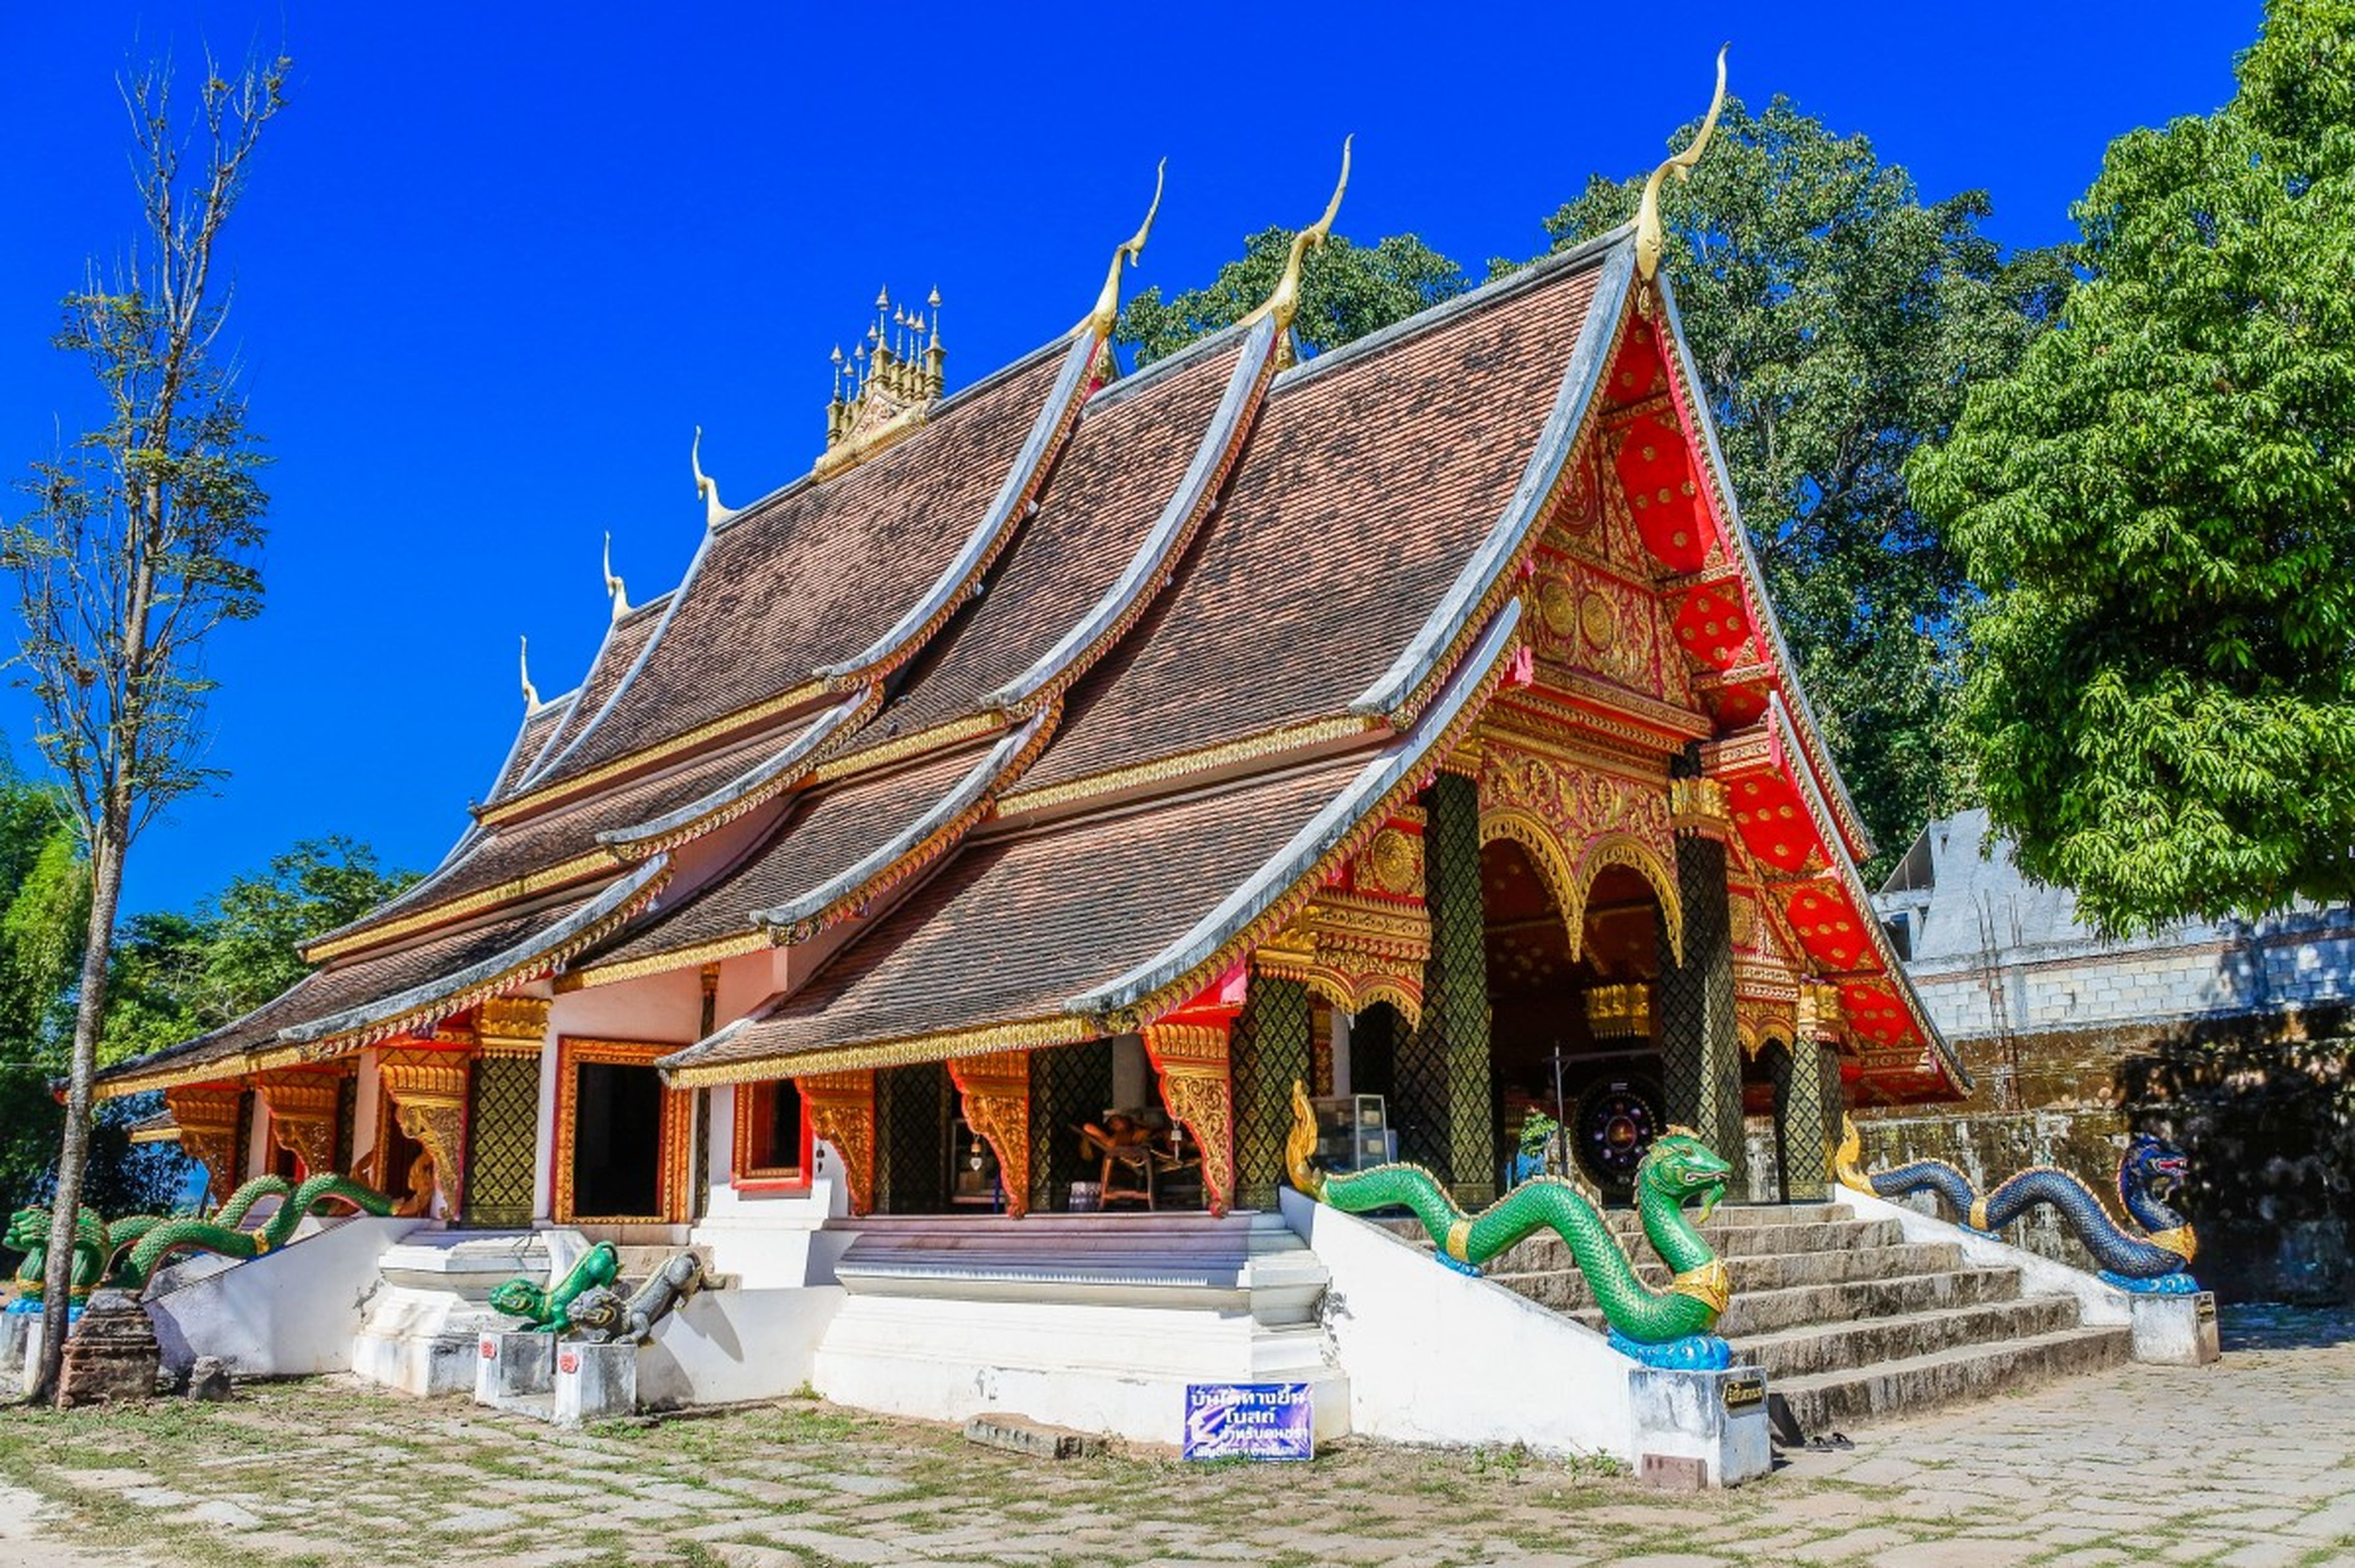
[1634,45,1729,284]
[519,635,542,714]
[691,426,735,526]
[602,531,630,621]
[1082,158,1166,339]
[1243,135,1352,335]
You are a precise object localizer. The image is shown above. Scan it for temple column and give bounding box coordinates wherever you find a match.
[164,1087,244,1206]
[376,1049,473,1218]
[254,1072,340,1178]
[1660,763,1748,1188]
[1230,974,1312,1212]
[946,1052,1032,1217]
[801,1070,876,1217]
[1775,983,1847,1202]
[1409,772,1494,1206]
[1141,1023,1235,1217]
[466,998,547,1228]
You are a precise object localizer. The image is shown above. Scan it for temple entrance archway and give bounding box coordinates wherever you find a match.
[1481,838,1669,1199]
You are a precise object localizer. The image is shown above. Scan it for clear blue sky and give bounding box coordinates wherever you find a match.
[1,1,2265,919]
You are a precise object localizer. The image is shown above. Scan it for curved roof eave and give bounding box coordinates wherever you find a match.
[595,692,875,857]
[1066,600,1523,1021]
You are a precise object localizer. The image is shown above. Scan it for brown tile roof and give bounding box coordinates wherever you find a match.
[576,738,1011,973]
[96,892,601,1091]
[1018,258,1607,797]
[537,340,1081,785]
[659,753,1371,1081]
[878,337,1246,736]
[484,701,570,807]
[508,594,671,796]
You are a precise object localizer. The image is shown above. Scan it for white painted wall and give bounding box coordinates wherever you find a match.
[637,1287,846,1407]
[144,1217,424,1377]
[1282,1188,1636,1461]
[691,1096,851,1288]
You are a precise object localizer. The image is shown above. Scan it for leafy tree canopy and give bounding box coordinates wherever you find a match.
[102,835,416,1063]
[1540,96,2072,868]
[1910,0,2355,933]
[1119,227,1470,365]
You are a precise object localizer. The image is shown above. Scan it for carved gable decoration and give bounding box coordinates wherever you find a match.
[1474,739,1683,963]
[1255,814,1432,1023]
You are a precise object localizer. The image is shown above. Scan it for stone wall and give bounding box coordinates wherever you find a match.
[1855,1006,2354,1304]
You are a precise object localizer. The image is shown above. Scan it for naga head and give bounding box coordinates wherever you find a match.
[2123,1134,2190,1205]
[1637,1126,1733,1222]
[488,1279,543,1319]
[4,1207,48,1253]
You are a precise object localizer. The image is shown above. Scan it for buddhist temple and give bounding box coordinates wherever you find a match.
[90,107,1982,1447]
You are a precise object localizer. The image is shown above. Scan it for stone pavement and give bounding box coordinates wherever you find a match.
[0,1306,2346,1568]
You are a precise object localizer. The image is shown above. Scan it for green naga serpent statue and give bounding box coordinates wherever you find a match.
[5,1207,167,1311]
[117,1172,396,1289]
[489,1242,621,1331]
[1284,1083,1737,1369]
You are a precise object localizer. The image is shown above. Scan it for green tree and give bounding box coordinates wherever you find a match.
[1119,227,1470,365]
[1539,97,2073,868]
[0,773,86,1207]
[1911,1,2355,933]
[102,837,414,1063]
[2,49,289,1401]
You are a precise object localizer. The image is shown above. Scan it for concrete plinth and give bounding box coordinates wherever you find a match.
[1628,1364,1772,1489]
[553,1340,635,1425]
[0,1312,31,1377]
[2130,1291,2220,1366]
[475,1330,554,1405]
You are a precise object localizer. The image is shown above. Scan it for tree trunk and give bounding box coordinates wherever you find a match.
[28,823,125,1406]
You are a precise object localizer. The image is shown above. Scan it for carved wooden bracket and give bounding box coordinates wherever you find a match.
[375,1049,473,1217]
[1141,1022,1235,1218]
[800,1069,877,1217]
[946,1050,1032,1218]
[474,995,551,1058]
[163,1086,245,1205]
[255,1073,342,1178]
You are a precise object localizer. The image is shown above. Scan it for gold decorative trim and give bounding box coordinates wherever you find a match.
[475,996,550,1056]
[564,929,775,992]
[997,715,1379,819]
[947,1050,1033,1219]
[304,851,617,964]
[1667,1256,1731,1315]
[255,1074,343,1176]
[664,1014,1092,1091]
[164,1087,246,1206]
[814,712,1003,783]
[553,1036,695,1225]
[1140,1023,1235,1218]
[801,1069,876,1216]
[377,1048,473,1217]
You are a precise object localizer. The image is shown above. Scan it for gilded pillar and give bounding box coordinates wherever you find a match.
[1659,754,1748,1189]
[163,1087,245,1206]
[946,1051,1032,1218]
[1774,982,1847,1202]
[254,1073,342,1178]
[375,1049,473,1218]
[802,1069,877,1216]
[1230,976,1312,1212]
[1412,772,1495,1206]
[1141,1023,1236,1217]
[466,997,547,1229]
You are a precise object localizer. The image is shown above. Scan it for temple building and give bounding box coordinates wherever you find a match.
[93,131,1969,1428]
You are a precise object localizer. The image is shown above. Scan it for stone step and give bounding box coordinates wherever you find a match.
[1509,1264,2028,1336]
[1770,1323,2134,1434]
[1733,1294,2084,1381]
[1482,1239,1969,1303]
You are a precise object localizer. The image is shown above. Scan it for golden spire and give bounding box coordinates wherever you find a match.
[1243,136,1352,335]
[1634,44,1729,284]
[519,635,542,714]
[602,530,630,621]
[692,425,734,526]
[1082,159,1166,339]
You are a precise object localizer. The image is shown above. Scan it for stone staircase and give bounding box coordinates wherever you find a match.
[1385,1201,2130,1432]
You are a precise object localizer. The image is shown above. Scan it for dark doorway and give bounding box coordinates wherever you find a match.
[572,1060,665,1218]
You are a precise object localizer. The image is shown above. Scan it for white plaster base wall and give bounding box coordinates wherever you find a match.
[814,1293,1344,1447]
[637,1287,846,1409]
[1281,1188,1634,1461]
[144,1217,423,1378]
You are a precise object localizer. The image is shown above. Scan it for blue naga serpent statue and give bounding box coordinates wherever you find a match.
[1836,1116,2198,1294]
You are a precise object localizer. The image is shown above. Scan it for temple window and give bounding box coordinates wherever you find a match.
[733,1079,810,1188]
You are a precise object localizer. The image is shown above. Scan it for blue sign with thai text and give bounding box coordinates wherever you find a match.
[1182,1382,1314,1461]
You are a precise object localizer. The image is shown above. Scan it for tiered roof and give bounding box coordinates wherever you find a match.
[99,169,1965,1107]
